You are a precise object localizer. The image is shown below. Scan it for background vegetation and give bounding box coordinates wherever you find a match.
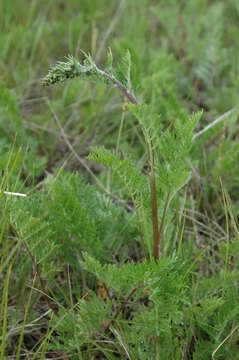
[0,0,239,358]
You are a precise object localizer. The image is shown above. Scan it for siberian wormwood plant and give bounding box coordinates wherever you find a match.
[43,50,202,262]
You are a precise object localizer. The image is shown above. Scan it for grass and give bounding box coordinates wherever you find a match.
[1,0,239,358]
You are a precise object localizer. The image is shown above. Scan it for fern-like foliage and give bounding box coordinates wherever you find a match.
[73,252,192,358]
[89,146,148,208]
[8,172,139,286]
[156,111,202,196]
[43,54,109,86]
[43,49,137,104]
[44,50,201,259]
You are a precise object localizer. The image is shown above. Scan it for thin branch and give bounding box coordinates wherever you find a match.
[212,325,239,360]
[110,326,132,360]
[193,109,235,140]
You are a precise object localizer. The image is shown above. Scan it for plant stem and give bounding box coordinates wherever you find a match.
[96,67,138,105]
[147,139,160,262]
[158,191,170,258]
[116,98,127,155]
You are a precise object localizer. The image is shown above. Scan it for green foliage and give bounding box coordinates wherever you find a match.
[43,53,108,86]
[89,146,148,207]
[156,111,202,195]
[45,173,139,263]
[43,49,136,103]
[6,172,138,283]
[0,0,239,358]
[0,83,46,179]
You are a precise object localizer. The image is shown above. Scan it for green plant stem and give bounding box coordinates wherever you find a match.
[0,264,12,360]
[92,66,138,104]
[116,99,127,155]
[147,139,160,262]
[158,192,171,258]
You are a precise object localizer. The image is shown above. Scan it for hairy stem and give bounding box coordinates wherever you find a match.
[96,66,137,104]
